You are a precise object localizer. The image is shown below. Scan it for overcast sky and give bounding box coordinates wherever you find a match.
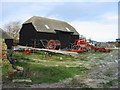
[1,0,119,42]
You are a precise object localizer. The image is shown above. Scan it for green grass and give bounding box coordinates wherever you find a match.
[13,52,31,61]
[14,50,111,63]
[6,50,114,84]
[2,50,117,88]
[9,51,111,84]
[2,60,13,78]
[10,60,88,83]
[13,51,76,62]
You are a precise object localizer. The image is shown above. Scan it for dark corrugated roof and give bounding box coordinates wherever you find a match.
[0,28,13,39]
[24,16,79,35]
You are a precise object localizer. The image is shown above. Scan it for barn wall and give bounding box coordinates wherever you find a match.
[71,35,79,43]
[56,31,72,48]
[35,32,57,48]
[19,23,79,48]
[5,39,13,49]
[36,32,57,40]
[36,32,78,49]
[19,23,37,46]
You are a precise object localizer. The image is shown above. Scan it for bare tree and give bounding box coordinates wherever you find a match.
[4,21,21,40]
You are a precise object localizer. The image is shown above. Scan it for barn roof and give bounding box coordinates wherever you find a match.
[24,16,79,35]
[0,28,13,39]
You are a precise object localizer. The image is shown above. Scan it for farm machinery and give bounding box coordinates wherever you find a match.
[23,39,112,54]
[24,40,61,54]
[46,40,61,50]
[65,39,111,52]
[42,39,112,53]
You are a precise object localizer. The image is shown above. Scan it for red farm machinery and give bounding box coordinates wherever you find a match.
[46,40,61,50]
[45,39,112,53]
[67,39,112,52]
[24,39,112,54]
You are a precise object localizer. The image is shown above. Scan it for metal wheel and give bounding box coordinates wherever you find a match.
[47,40,61,50]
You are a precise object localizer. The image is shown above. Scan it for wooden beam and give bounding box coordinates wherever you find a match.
[15,45,78,56]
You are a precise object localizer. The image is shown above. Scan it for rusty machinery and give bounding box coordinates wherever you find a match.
[46,40,61,50]
[63,39,112,52]
[32,39,112,53]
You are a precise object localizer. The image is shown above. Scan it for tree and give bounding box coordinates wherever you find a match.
[4,21,21,40]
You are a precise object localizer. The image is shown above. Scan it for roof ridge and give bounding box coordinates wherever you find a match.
[25,16,67,24]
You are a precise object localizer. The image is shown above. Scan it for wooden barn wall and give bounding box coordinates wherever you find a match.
[36,32,57,40]
[19,24,79,48]
[19,23,37,46]
[56,31,72,48]
[36,32,79,49]
[35,32,57,48]
[71,35,79,43]
[5,39,13,49]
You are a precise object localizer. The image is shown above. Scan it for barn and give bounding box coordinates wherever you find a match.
[19,16,79,48]
[0,28,13,49]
